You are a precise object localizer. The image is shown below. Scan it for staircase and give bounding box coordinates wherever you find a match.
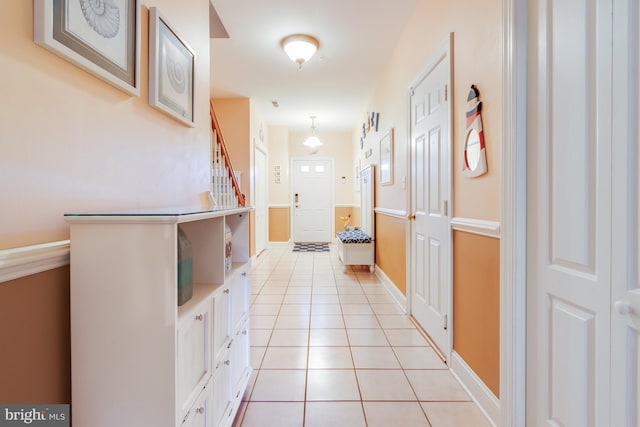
[210,100,245,208]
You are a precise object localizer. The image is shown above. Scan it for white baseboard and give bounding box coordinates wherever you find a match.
[450,350,499,427]
[0,240,70,284]
[374,265,407,312]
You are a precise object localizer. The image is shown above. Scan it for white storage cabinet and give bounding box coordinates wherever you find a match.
[65,207,252,427]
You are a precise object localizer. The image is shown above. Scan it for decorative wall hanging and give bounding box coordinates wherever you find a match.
[462,85,487,177]
[34,0,141,96]
[149,7,195,127]
[360,112,380,150]
[379,128,394,185]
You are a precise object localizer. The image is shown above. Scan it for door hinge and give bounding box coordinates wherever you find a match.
[444,85,448,101]
[410,86,415,96]
[443,314,448,330]
[444,200,448,216]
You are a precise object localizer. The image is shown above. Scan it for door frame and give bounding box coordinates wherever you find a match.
[405,34,454,361]
[254,145,268,256]
[501,0,527,425]
[289,157,335,243]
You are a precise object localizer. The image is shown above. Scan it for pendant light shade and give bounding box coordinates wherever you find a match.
[281,34,319,68]
[303,116,323,148]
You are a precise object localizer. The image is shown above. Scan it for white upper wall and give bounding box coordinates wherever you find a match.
[0,0,213,249]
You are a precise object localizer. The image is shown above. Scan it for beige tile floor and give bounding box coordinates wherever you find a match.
[233,245,492,427]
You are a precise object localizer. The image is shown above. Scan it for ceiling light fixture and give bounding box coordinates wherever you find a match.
[281,34,319,69]
[303,116,323,148]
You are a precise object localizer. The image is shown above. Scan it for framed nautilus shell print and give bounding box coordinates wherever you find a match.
[148,7,195,127]
[34,0,140,96]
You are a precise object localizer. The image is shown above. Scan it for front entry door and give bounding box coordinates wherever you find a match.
[408,41,452,358]
[292,158,333,243]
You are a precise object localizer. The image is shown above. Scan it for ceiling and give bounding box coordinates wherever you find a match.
[209,0,418,132]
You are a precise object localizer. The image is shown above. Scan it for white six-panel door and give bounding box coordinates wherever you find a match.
[409,41,452,359]
[528,0,639,425]
[611,1,640,426]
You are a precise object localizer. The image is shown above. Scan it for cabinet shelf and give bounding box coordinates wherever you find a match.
[65,206,252,427]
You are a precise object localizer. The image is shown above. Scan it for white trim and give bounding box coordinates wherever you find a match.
[374,265,407,312]
[268,204,290,209]
[501,0,528,425]
[0,240,70,284]
[374,207,407,219]
[450,217,501,238]
[450,351,499,427]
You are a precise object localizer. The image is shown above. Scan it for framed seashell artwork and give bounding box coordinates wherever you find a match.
[34,0,140,96]
[148,7,195,127]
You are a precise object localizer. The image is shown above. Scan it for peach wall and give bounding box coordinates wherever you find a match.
[453,231,500,397]
[268,207,290,242]
[355,0,501,221]
[0,268,71,403]
[357,0,502,397]
[0,0,213,250]
[375,214,407,295]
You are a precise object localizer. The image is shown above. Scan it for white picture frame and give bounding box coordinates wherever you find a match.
[379,128,394,185]
[34,0,141,96]
[148,7,195,127]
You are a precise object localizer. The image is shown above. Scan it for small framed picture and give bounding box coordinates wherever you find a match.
[379,128,394,185]
[34,0,141,96]
[149,7,195,127]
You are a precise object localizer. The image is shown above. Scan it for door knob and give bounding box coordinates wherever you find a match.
[407,213,416,221]
[614,300,634,315]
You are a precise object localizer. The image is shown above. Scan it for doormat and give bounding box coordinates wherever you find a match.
[292,243,330,253]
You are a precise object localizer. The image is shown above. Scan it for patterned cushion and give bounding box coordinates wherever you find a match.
[337,230,372,244]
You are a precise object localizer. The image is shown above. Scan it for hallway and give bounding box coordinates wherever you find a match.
[233,245,492,427]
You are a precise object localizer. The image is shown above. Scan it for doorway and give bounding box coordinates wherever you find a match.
[254,146,267,256]
[407,37,453,359]
[526,0,640,425]
[291,158,333,243]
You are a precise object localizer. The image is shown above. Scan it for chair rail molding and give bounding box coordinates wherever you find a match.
[374,207,407,219]
[450,217,501,238]
[0,240,70,283]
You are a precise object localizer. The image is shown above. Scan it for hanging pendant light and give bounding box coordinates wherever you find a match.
[281,34,319,69]
[304,116,323,148]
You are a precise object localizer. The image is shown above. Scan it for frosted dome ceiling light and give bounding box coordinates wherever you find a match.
[281,34,319,69]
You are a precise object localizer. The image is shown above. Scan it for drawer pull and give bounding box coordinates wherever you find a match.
[195,313,204,321]
[242,272,247,277]
[242,329,247,335]
[224,288,230,294]
[196,406,205,415]
[224,359,230,366]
